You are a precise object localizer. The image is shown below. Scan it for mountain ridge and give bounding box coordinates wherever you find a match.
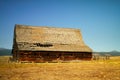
[0,48,12,56]
[0,48,120,56]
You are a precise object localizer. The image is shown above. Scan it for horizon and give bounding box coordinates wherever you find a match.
[0,0,120,52]
[0,47,120,52]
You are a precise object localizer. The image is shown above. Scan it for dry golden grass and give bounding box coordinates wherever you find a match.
[0,56,120,80]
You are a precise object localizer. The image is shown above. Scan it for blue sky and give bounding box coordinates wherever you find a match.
[0,0,120,52]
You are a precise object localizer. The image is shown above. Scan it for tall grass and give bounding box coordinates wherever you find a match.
[0,56,120,80]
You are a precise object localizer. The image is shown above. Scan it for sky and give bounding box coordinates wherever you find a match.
[0,0,120,52]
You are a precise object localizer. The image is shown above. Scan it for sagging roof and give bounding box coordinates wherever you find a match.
[13,24,92,52]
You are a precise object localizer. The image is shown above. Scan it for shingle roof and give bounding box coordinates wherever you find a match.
[13,24,92,52]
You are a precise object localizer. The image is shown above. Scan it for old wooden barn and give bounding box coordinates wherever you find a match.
[12,24,92,62]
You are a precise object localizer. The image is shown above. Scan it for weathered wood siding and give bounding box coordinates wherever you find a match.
[14,51,92,62]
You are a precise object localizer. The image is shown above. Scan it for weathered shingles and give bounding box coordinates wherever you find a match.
[14,24,92,52]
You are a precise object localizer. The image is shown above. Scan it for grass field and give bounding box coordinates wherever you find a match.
[0,56,120,80]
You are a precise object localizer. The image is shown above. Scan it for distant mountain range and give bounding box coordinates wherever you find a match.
[0,48,12,56]
[0,48,120,56]
[93,51,120,56]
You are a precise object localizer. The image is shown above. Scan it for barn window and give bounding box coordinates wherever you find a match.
[34,43,53,47]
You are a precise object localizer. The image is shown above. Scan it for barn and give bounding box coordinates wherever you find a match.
[12,24,92,62]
